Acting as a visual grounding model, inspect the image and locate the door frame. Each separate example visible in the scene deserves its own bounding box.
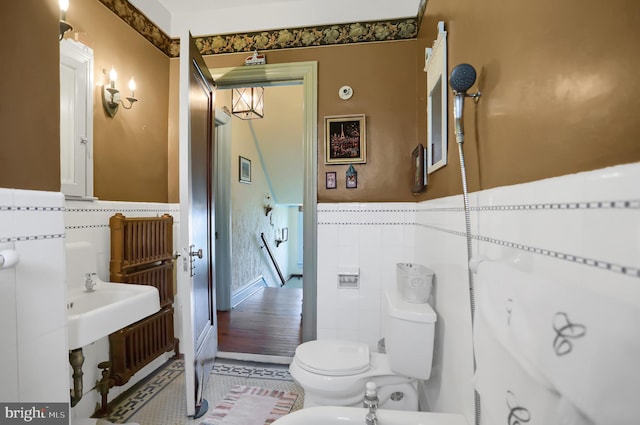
[211,62,318,342]
[213,107,232,311]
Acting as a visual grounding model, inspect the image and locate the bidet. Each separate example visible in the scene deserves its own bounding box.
[363,382,379,425]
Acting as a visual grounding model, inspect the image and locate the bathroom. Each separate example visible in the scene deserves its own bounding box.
[2,0,639,424]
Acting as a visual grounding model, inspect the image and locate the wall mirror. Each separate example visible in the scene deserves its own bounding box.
[424,21,448,174]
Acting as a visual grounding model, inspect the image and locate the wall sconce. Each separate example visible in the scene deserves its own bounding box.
[264,193,273,216]
[59,0,73,40]
[275,228,288,248]
[232,87,264,120]
[102,67,138,118]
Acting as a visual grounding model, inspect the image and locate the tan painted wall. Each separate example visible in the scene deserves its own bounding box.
[1,0,60,191]
[1,1,170,200]
[69,0,170,202]
[202,41,420,203]
[7,1,639,202]
[415,0,640,201]
[168,58,180,203]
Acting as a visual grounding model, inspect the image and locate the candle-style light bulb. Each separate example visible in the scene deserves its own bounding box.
[109,67,118,89]
[60,0,69,13]
[128,78,136,98]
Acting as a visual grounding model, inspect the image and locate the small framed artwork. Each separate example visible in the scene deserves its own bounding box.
[239,156,251,183]
[324,114,366,164]
[325,171,337,189]
[346,164,357,189]
[412,144,427,193]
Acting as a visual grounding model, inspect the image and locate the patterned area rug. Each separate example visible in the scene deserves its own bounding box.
[200,385,297,425]
[101,359,303,425]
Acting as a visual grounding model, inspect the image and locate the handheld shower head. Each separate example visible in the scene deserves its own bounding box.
[449,63,477,93]
[449,63,478,145]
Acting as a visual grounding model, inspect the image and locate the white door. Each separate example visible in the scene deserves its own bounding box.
[178,32,217,418]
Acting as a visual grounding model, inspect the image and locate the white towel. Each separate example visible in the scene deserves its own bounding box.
[475,260,640,425]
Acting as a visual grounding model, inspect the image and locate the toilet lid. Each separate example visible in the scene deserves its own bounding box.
[294,340,370,376]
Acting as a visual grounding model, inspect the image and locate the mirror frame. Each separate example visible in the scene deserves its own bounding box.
[424,21,448,174]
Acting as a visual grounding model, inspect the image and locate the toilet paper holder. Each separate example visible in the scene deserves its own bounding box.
[0,249,20,269]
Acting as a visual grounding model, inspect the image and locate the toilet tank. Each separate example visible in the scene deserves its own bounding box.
[383,289,437,380]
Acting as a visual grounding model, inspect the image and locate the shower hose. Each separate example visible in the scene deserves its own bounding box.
[456,141,481,425]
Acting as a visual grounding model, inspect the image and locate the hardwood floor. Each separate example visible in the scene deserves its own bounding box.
[217,286,303,357]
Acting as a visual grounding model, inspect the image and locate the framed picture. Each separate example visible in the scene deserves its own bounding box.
[325,171,337,189]
[346,164,357,189]
[346,174,357,188]
[412,144,427,193]
[239,156,251,183]
[324,114,366,164]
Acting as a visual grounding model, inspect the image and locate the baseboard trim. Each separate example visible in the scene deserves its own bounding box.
[231,276,267,308]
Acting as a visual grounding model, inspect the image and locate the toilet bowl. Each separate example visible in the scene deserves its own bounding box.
[290,340,419,410]
[290,289,437,411]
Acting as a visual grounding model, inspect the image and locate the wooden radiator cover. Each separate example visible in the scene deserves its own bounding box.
[108,213,177,386]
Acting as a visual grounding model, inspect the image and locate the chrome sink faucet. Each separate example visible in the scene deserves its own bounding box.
[85,273,97,292]
[363,381,379,425]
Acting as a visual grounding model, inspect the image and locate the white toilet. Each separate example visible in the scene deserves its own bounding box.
[289,288,437,410]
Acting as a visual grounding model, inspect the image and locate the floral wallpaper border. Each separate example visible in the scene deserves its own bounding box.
[99,0,426,58]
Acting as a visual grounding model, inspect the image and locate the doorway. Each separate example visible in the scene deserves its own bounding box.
[211,62,318,356]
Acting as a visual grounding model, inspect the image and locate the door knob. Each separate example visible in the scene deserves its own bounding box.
[189,247,203,259]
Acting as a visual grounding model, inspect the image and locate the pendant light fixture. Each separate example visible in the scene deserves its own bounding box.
[232,87,264,120]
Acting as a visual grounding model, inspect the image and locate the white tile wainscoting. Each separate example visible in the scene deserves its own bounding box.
[1,161,637,423]
[0,189,67,403]
[316,162,640,423]
[64,200,180,419]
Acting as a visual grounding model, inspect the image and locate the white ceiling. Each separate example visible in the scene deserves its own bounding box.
[128,0,422,38]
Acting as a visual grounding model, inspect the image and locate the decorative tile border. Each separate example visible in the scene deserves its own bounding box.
[472,199,640,211]
[103,359,184,424]
[0,206,66,212]
[0,234,65,243]
[317,198,640,280]
[0,202,65,242]
[213,362,293,381]
[471,233,640,278]
[415,199,640,213]
[415,221,640,280]
[64,205,180,227]
[98,0,419,58]
[318,221,408,226]
[65,207,180,214]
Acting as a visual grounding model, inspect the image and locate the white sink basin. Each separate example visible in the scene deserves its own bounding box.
[66,281,160,350]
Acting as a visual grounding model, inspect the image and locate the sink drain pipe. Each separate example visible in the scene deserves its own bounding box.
[69,348,85,407]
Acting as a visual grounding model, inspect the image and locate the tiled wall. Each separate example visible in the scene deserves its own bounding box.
[64,199,180,419]
[316,202,417,346]
[316,162,640,422]
[0,189,67,403]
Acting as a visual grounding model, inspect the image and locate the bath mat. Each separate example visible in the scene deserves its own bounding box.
[199,385,298,425]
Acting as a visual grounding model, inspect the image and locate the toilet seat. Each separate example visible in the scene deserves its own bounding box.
[294,340,370,376]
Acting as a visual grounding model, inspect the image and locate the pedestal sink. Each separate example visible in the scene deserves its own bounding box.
[66,280,160,350]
